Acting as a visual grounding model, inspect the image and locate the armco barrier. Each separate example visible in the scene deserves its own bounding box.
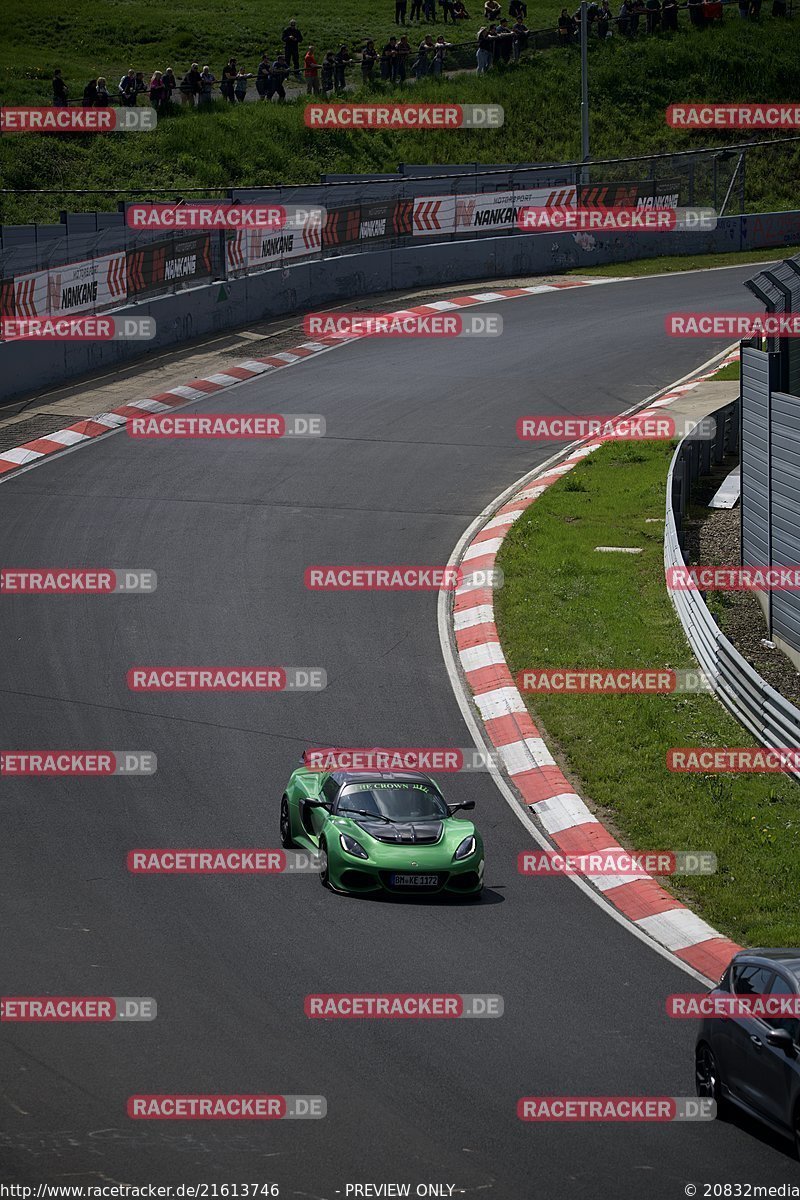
[0,208,797,406]
[665,400,800,773]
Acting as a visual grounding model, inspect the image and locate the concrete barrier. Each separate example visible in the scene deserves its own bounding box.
[2,211,798,406]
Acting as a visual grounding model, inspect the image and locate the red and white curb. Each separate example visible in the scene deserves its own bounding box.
[445,347,742,984]
[0,279,614,482]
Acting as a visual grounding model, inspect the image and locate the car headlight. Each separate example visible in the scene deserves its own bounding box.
[453,835,476,861]
[340,833,369,860]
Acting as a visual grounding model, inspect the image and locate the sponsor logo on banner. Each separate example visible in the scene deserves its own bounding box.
[15,254,128,319]
[413,187,577,238]
[127,235,212,298]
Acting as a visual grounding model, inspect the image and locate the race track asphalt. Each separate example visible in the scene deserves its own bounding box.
[1,266,796,1195]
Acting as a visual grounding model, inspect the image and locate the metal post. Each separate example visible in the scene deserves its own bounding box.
[580,1,589,185]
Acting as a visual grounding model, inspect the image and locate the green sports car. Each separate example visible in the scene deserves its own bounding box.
[280,755,484,897]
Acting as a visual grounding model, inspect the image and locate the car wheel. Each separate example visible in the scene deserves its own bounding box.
[318,839,330,889]
[695,1043,722,1108]
[280,796,295,849]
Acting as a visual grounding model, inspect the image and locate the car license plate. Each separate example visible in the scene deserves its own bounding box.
[390,873,439,888]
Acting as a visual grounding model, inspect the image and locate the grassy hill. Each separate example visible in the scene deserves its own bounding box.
[1,7,799,224]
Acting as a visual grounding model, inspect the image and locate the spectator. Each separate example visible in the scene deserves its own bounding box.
[304,45,320,92]
[282,20,303,77]
[396,0,408,22]
[180,63,201,104]
[198,65,216,104]
[645,0,661,31]
[476,25,493,70]
[494,18,514,58]
[234,68,251,101]
[82,78,97,106]
[771,0,786,13]
[558,7,577,37]
[220,59,238,102]
[440,0,456,21]
[597,0,612,33]
[95,77,110,105]
[509,0,527,14]
[687,0,705,26]
[380,37,397,78]
[749,0,762,16]
[511,15,529,57]
[119,69,138,105]
[617,0,631,32]
[269,53,289,99]
[334,43,351,90]
[135,71,147,101]
[661,0,678,27]
[162,67,176,102]
[395,33,411,80]
[484,0,502,17]
[52,68,68,107]
[630,0,645,33]
[423,0,437,19]
[412,34,435,75]
[321,51,335,93]
[411,0,424,19]
[149,70,169,110]
[432,33,451,72]
[452,1,471,15]
[361,39,378,80]
[256,52,271,99]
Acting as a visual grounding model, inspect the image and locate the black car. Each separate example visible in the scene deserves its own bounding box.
[696,949,800,1155]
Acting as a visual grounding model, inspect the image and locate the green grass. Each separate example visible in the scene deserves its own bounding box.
[1,14,800,224]
[495,439,800,946]
[711,360,741,379]
[570,245,800,277]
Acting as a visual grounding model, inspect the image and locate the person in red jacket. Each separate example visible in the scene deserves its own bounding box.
[304,45,320,93]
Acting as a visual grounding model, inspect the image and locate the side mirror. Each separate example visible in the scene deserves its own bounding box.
[766,1027,796,1052]
[448,800,476,813]
[305,797,331,810]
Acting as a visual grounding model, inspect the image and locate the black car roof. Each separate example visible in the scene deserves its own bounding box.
[732,948,800,980]
[331,769,437,786]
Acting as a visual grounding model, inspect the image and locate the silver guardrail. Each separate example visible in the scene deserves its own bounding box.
[664,398,800,768]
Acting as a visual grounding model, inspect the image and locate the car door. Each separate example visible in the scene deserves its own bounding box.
[721,963,776,1109]
[735,970,800,1132]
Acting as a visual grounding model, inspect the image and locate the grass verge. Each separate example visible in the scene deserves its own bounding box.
[495,437,799,946]
[2,18,800,223]
[569,245,800,278]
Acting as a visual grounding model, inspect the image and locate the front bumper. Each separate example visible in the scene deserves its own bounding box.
[331,852,484,895]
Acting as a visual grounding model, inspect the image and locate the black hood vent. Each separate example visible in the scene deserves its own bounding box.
[355,820,443,845]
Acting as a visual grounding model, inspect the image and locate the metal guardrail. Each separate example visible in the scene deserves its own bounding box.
[665,398,800,765]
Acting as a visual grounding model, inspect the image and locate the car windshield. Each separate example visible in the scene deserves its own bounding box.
[337,781,448,821]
